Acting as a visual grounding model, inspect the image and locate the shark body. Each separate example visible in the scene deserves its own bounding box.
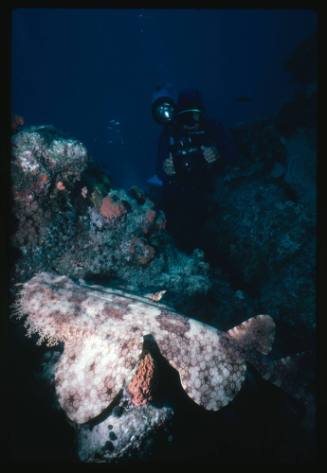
[17,272,279,424]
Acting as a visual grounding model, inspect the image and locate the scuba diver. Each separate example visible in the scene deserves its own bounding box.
[151,85,235,252]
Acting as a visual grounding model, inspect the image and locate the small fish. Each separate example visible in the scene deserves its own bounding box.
[144,289,167,302]
[15,272,306,424]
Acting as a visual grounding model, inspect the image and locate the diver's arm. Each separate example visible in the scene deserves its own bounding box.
[156,128,177,180]
[163,153,176,175]
[156,128,171,182]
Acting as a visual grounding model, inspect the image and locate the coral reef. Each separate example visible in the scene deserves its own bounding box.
[77,397,174,463]
[231,119,287,176]
[282,128,316,209]
[201,73,316,336]
[99,195,127,220]
[11,125,89,279]
[203,176,315,336]
[209,177,313,286]
[11,126,211,303]
[259,238,316,331]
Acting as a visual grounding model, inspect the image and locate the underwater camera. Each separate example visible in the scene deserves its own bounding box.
[172,134,206,176]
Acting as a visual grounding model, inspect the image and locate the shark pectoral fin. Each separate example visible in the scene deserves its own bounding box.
[156,327,247,412]
[177,351,247,412]
[227,314,275,356]
[54,332,143,424]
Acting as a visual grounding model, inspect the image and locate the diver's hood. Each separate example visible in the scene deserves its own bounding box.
[175,89,205,127]
[152,84,177,105]
[176,89,205,113]
[151,87,205,126]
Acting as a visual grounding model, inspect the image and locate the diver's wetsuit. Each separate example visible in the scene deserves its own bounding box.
[156,117,235,252]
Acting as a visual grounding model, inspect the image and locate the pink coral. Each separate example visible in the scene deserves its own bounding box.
[145,209,156,225]
[142,209,157,234]
[56,181,66,191]
[99,196,126,221]
[127,353,156,406]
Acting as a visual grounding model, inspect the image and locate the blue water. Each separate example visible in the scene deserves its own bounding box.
[11,8,317,187]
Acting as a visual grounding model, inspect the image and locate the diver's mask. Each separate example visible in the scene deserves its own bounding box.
[175,108,203,128]
[152,97,176,125]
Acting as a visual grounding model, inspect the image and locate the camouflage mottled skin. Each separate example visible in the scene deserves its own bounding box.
[17,272,275,424]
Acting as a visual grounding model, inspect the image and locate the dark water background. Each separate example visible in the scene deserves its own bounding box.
[11,8,317,188]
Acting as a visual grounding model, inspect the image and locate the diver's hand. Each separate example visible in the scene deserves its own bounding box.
[163,153,176,176]
[201,145,220,164]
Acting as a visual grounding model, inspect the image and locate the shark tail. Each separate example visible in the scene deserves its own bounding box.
[227,315,315,425]
[262,351,315,396]
[227,314,276,356]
